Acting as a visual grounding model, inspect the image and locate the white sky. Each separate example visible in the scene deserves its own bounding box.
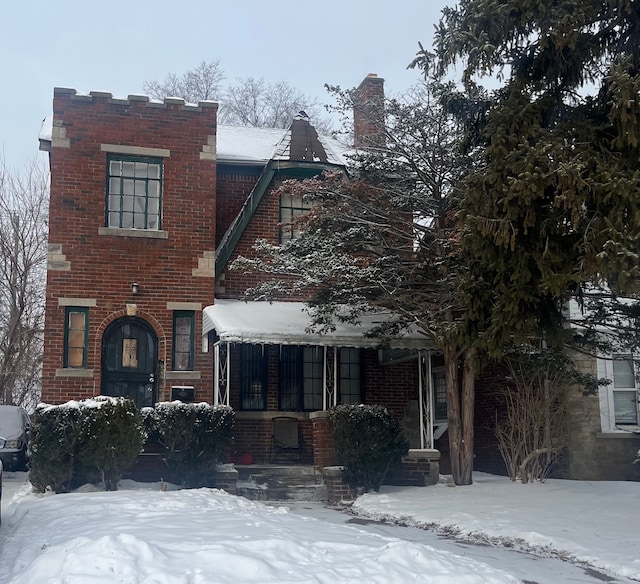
[1,0,452,171]
[2,471,639,582]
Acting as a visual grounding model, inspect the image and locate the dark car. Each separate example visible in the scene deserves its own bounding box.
[0,441,4,526]
[0,406,30,471]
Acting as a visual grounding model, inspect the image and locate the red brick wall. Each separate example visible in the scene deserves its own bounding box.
[42,89,217,405]
[363,350,419,420]
[215,165,262,246]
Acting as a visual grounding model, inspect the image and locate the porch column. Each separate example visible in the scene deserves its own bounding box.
[323,346,337,410]
[214,341,230,406]
[418,350,434,449]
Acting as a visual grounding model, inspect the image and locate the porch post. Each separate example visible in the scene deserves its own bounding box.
[418,350,434,449]
[214,341,230,406]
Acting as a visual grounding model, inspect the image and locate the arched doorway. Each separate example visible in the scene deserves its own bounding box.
[101,317,158,408]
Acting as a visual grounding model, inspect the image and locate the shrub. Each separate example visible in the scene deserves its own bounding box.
[30,403,84,493]
[76,397,146,491]
[29,397,146,493]
[149,402,235,488]
[328,404,409,493]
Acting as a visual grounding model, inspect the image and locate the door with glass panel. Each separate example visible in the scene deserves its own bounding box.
[101,317,158,408]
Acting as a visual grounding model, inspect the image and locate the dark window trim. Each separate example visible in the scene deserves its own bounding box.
[239,344,268,411]
[172,311,195,371]
[279,345,323,411]
[105,154,163,230]
[63,307,89,368]
[337,347,363,405]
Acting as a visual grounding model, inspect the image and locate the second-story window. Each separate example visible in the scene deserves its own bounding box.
[279,193,312,242]
[107,156,162,230]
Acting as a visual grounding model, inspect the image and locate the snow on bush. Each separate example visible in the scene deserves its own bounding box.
[144,402,234,488]
[30,396,145,493]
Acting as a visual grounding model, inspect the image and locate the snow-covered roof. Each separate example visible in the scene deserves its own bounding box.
[39,116,348,166]
[202,299,430,349]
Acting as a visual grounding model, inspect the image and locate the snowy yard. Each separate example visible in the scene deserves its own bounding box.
[0,471,638,583]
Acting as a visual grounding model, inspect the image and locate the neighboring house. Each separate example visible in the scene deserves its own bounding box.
[562,302,640,480]
[38,75,440,479]
[472,303,640,482]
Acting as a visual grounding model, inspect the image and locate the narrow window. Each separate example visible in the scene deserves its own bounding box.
[612,355,639,425]
[303,346,323,410]
[240,344,267,410]
[338,347,362,404]
[64,307,88,368]
[106,156,162,230]
[432,369,447,423]
[172,311,195,371]
[279,346,323,411]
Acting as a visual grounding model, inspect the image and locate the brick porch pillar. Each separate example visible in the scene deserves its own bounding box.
[310,410,339,471]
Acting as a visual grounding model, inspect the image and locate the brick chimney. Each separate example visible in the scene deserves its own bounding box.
[353,73,385,148]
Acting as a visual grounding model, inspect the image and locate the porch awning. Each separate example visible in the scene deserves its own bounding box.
[202,299,431,349]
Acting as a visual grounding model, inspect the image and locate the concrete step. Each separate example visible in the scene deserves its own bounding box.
[236,465,326,502]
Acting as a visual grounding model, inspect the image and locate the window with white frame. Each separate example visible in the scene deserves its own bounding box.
[598,354,640,431]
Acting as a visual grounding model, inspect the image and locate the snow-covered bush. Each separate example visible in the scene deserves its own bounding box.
[75,397,145,491]
[30,397,145,493]
[328,404,409,493]
[30,402,84,493]
[146,402,235,488]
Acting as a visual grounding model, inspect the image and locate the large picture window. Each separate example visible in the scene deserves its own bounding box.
[172,311,194,371]
[107,156,162,230]
[64,307,89,368]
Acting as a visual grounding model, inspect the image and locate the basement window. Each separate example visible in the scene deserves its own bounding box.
[106,156,162,230]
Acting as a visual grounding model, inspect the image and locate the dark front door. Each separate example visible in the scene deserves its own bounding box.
[101,317,158,408]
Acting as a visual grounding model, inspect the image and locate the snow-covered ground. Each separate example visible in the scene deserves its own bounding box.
[0,471,638,583]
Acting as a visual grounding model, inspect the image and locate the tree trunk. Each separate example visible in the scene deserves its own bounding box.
[444,343,476,486]
[444,344,462,483]
[459,346,476,485]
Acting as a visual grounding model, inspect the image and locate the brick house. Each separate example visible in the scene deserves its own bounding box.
[38,75,441,483]
[40,74,637,483]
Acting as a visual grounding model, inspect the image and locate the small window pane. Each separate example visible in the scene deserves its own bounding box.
[109,178,121,194]
[134,162,148,178]
[109,195,121,211]
[133,214,145,229]
[148,181,159,198]
[122,161,135,176]
[613,357,635,388]
[148,216,159,229]
[69,312,85,329]
[148,165,161,179]
[135,195,146,211]
[108,212,119,227]
[148,199,159,214]
[613,391,638,425]
[122,212,134,228]
[109,160,122,175]
[67,348,84,368]
[123,179,135,196]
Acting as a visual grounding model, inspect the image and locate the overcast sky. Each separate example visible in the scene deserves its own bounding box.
[1,0,452,170]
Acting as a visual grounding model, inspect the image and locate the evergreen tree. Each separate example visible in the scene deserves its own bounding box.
[413,0,640,353]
